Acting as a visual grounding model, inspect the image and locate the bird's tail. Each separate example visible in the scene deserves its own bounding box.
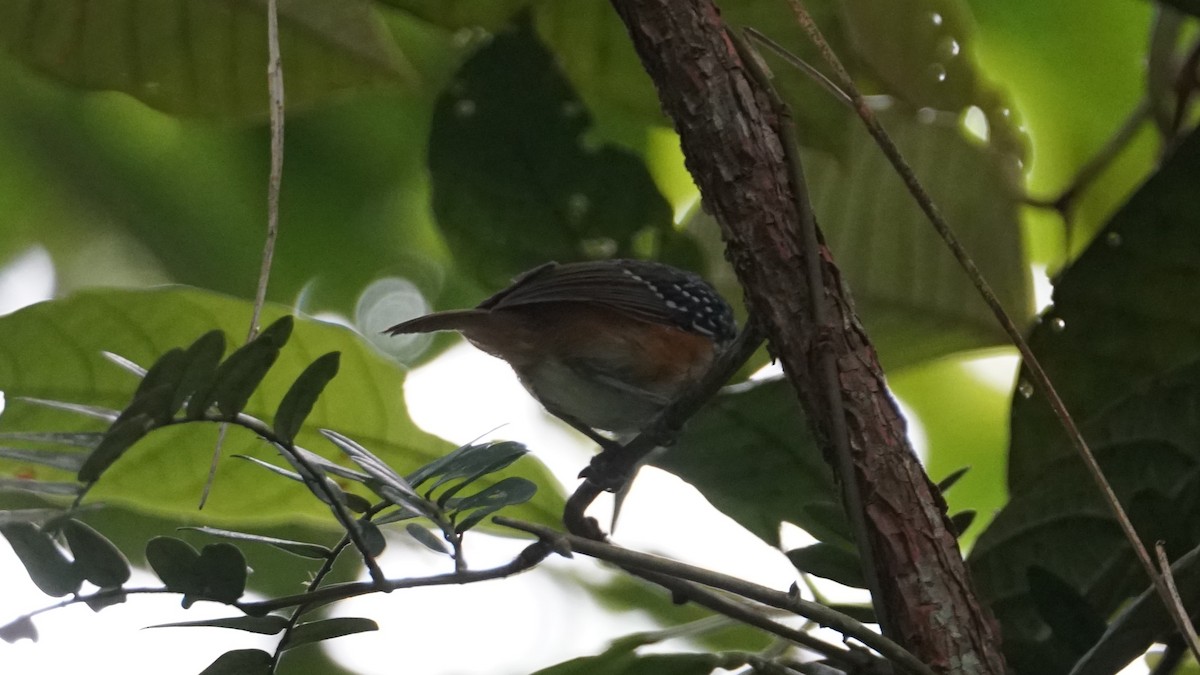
[384,309,490,336]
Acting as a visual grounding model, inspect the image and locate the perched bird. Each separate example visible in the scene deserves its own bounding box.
[385,259,736,447]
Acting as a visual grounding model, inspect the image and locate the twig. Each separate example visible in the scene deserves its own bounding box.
[728,27,891,639]
[1155,542,1200,663]
[784,0,1188,647]
[743,28,852,108]
[495,517,935,675]
[198,0,286,509]
[238,540,552,615]
[1023,99,1152,222]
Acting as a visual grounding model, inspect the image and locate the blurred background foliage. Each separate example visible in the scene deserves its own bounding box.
[1,0,1199,673]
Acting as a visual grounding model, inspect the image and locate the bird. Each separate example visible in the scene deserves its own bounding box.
[384,259,737,450]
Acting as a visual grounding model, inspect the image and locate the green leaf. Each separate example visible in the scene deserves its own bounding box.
[61,519,131,588]
[1027,566,1107,656]
[786,543,866,589]
[357,519,387,558]
[194,542,249,605]
[1009,127,1200,490]
[803,108,1030,369]
[405,524,450,555]
[0,288,564,528]
[320,429,424,511]
[0,0,414,120]
[180,526,331,560]
[125,346,188,423]
[428,16,676,289]
[0,522,82,597]
[77,414,154,483]
[656,379,845,548]
[971,362,1200,648]
[174,329,226,413]
[199,649,273,675]
[274,352,341,445]
[145,536,204,596]
[452,477,537,533]
[1067,541,1200,675]
[145,536,248,605]
[0,508,68,525]
[410,440,527,492]
[210,316,294,419]
[283,617,379,651]
[147,615,289,635]
[0,616,37,643]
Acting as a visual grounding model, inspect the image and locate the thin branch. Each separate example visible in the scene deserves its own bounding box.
[729,27,891,638]
[1155,542,1200,663]
[1023,99,1152,221]
[743,28,852,108]
[198,0,286,510]
[495,517,934,675]
[785,0,1186,646]
[237,540,553,615]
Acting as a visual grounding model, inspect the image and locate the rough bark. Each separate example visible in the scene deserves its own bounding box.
[607,1,1007,672]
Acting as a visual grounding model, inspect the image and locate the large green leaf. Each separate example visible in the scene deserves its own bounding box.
[971,358,1200,668]
[805,109,1031,369]
[427,16,682,290]
[0,287,564,527]
[1008,127,1200,490]
[0,0,414,119]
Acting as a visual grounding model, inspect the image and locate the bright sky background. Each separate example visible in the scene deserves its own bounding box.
[0,252,1154,674]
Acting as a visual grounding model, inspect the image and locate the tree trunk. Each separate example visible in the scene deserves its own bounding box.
[607,1,1007,672]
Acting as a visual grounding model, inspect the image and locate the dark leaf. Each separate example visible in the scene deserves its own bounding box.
[124,347,188,422]
[357,520,387,558]
[282,617,378,651]
[428,16,676,289]
[274,352,341,445]
[0,447,87,472]
[936,466,971,494]
[209,316,294,418]
[195,542,249,605]
[0,616,37,644]
[786,543,866,589]
[147,615,289,635]
[62,519,131,588]
[1067,540,1200,675]
[1159,0,1200,18]
[0,522,82,597]
[180,526,332,559]
[453,477,538,533]
[234,455,305,483]
[145,536,204,597]
[77,414,153,483]
[199,649,273,675]
[1027,566,1108,656]
[175,329,227,413]
[949,510,976,538]
[1009,127,1200,489]
[405,524,450,555]
[341,491,373,514]
[409,440,526,492]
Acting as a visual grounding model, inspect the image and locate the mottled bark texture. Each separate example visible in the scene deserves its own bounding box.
[607,1,1006,672]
